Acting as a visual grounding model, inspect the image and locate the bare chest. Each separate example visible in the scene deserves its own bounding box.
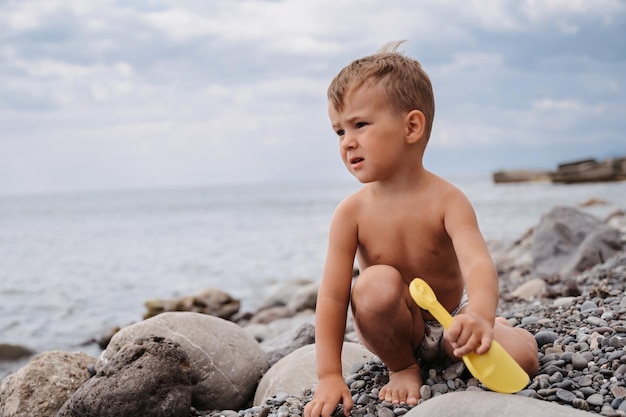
[355,209,457,280]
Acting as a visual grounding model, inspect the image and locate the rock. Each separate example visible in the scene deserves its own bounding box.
[531,206,623,279]
[143,287,240,320]
[57,336,191,417]
[259,279,315,310]
[286,282,319,312]
[97,325,121,350]
[406,391,595,416]
[0,351,95,417]
[534,330,559,347]
[0,344,34,361]
[265,322,316,367]
[510,278,546,300]
[253,342,375,406]
[99,311,268,410]
[244,310,315,345]
[492,170,552,184]
[250,306,297,324]
[248,280,319,325]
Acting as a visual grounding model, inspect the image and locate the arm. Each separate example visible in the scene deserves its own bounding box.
[305,200,358,417]
[443,189,499,356]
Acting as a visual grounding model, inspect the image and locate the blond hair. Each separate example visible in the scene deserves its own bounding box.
[327,41,435,140]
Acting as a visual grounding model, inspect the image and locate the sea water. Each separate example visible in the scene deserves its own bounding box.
[1,175,625,378]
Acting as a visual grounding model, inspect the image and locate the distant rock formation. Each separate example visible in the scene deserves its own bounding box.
[493,156,626,184]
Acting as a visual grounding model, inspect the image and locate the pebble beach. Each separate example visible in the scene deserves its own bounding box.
[203,249,626,417]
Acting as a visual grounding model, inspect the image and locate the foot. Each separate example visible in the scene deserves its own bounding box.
[379,363,422,405]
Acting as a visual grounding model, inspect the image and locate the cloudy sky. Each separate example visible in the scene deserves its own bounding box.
[1,0,625,195]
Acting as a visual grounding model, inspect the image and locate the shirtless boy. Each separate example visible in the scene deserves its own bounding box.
[304,42,539,417]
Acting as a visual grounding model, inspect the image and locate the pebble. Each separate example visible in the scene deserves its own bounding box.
[200,251,626,417]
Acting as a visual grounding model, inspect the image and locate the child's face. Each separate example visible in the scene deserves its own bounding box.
[328,83,409,184]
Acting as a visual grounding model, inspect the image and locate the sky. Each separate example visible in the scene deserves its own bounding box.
[1,0,625,195]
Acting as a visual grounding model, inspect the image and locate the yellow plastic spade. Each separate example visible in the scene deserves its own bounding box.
[409,278,529,393]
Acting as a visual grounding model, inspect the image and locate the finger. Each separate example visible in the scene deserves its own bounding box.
[322,402,337,417]
[453,324,475,350]
[304,401,319,417]
[475,334,493,355]
[342,393,354,414]
[446,320,462,342]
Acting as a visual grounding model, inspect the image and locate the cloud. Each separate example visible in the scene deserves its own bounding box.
[0,0,625,194]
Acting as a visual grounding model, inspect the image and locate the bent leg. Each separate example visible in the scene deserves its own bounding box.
[351,265,425,404]
[493,317,539,378]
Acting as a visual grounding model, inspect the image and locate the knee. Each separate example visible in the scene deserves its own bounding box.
[352,265,403,313]
[520,333,540,377]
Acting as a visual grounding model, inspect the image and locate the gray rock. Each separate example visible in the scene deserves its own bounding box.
[265,322,316,367]
[253,342,375,406]
[57,336,191,417]
[406,391,596,416]
[99,311,268,410]
[259,279,316,309]
[510,278,546,300]
[532,206,623,279]
[286,282,319,312]
[571,352,589,370]
[534,330,559,347]
[0,351,95,417]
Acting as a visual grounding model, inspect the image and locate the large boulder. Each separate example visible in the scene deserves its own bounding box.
[532,206,623,279]
[99,311,268,410]
[57,336,191,417]
[406,391,595,416]
[0,351,95,417]
[254,342,375,406]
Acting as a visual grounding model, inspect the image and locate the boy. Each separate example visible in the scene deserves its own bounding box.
[304,42,539,417]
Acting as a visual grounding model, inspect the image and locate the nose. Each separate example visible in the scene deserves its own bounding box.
[341,131,357,150]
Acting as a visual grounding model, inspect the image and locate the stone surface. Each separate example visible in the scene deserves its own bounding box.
[406,391,595,416]
[253,342,375,406]
[57,336,191,417]
[264,322,316,367]
[0,351,95,417]
[99,311,268,410]
[510,278,546,299]
[532,206,623,278]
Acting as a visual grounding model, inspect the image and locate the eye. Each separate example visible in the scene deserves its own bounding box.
[335,129,345,137]
[356,121,367,129]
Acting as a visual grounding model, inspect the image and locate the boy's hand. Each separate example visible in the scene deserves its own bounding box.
[304,374,353,417]
[445,312,494,357]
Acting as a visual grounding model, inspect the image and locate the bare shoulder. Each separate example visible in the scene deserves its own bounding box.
[424,172,471,207]
[333,186,367,220]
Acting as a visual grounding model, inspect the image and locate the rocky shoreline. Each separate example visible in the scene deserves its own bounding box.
[209,248,626,417]
[1,203,626,417]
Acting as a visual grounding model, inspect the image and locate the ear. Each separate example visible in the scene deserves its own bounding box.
[405,110,426,144]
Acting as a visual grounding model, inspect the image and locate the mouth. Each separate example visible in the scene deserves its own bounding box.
[350,157,364,165]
